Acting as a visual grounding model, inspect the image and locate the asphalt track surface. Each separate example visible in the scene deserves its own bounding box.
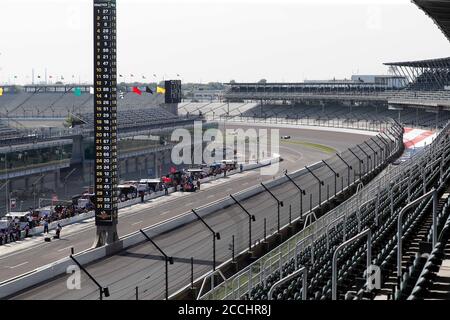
[3,124,374,299]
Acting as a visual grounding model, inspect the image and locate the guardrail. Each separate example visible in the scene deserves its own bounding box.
[208,115,392,132]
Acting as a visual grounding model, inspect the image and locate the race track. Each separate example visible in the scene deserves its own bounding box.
[2,124,373,299]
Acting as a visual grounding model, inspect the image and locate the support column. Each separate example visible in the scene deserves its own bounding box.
[154,152,159,178]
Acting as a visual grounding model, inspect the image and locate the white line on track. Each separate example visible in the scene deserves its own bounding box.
[57,246,74,252]
[131,220,143,226]
[160,211,171,216]
[6,261,29,269]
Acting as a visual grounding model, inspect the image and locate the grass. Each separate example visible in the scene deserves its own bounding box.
[281,139,336,154]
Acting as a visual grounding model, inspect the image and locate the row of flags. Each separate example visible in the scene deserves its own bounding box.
[73,85,165,97]
[6,74,180,81]
[0,85,166,98]
[132,86,166,95]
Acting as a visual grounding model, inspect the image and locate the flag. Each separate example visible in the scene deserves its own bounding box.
[130,74,134,77]
[145,86,153,94]
[37,75,41,79]
[49,75,53,79]
[14,75,17,79]
[61,76,65,80]
[74,87,82,96]
[142,75,146,79]
[132,87,142,95]
[89,87,94,94]
[0,88,3,96]
[119,74,123,77]
[156,86,166,94]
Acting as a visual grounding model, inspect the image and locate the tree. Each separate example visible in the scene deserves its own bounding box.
[258,79,267,84]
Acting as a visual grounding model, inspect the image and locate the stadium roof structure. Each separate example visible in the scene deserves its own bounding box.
[384,57,450,68]
[413,0,450,43]
[383,57,450,89]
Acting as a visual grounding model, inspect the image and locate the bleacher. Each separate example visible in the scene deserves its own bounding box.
[76,107,190,132]
[227,104,450,128]
[241,123,450,300]
[178,102,259,118]
[0,121,37,146]
[0,89,165,118]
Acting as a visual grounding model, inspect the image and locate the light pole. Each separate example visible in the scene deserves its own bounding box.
[370,138,384,165]
[336,153,353,187]
[305,166,324,208]
[230,194,256,253]
[260,183,284,234]
[70,254,109,300]
[357,145,371,173]
[63,168,77,198]
[0,180,10,213]
[140,230,174,300]
[364,141,378,169]
[32,174,46,209]
[322,160,340,197]
[348,148,364,182]
[191,209,221,270]
[284,173,306,219]
[3,152,8,214]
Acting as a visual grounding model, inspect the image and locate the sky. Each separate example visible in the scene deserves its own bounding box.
[0,0,449,85]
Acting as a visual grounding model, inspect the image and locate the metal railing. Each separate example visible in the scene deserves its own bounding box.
[207,115,392,133]
[198,120,449,300]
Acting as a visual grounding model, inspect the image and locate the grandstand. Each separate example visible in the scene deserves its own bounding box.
[179,57,450,131]
[219,56,450,116]
[74,107,193,133]
[0,85,165,118]
[179,102,258,119]
[179,102,450,130]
